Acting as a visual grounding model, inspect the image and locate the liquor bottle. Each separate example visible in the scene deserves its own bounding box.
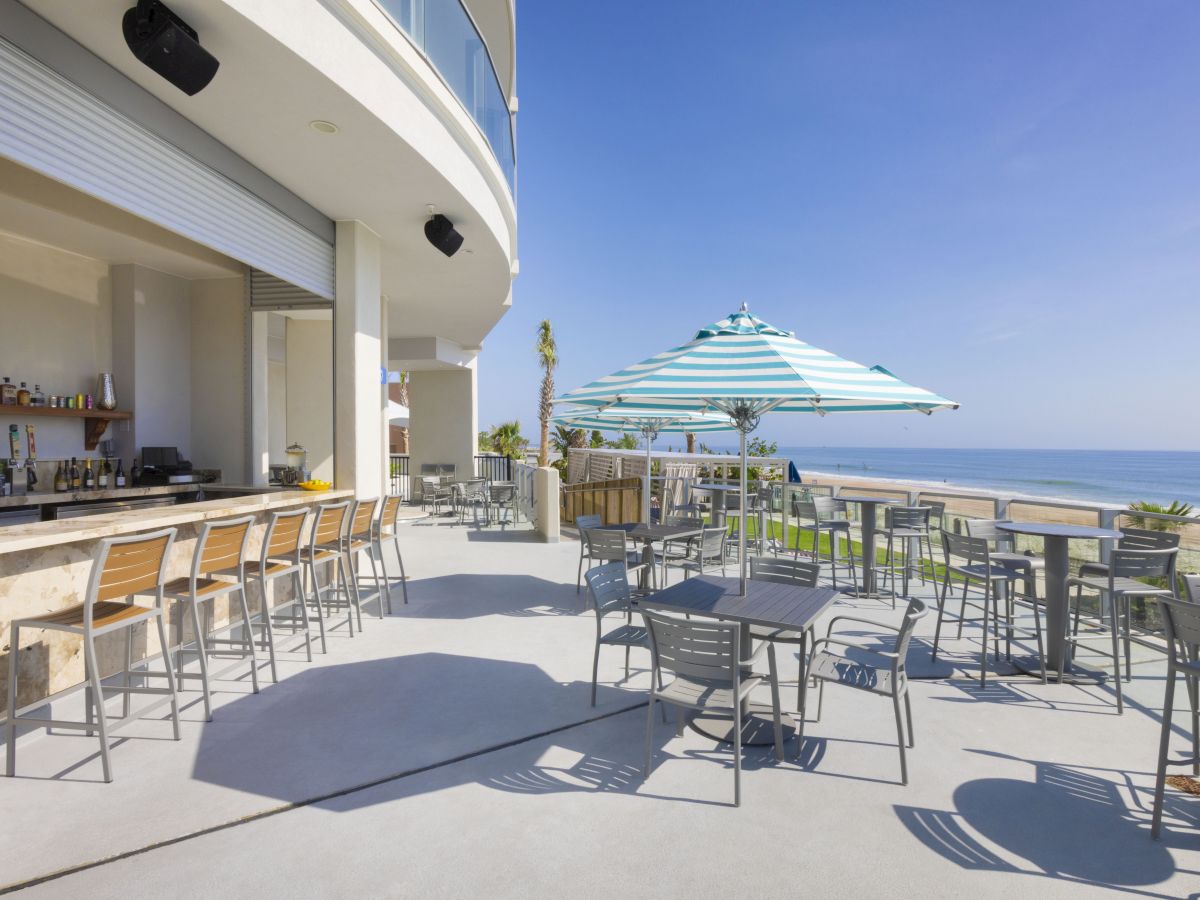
[0,377,15,406]
[69,457,81,491]
[54,461,68,492]
[16,382,30,406]
[115,458,126,488]
[97,457,110,490]
[82,459,94,490]
[31,384,45,407]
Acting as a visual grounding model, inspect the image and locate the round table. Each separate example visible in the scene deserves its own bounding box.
[838,496,900,596]
[996,522,1121,678]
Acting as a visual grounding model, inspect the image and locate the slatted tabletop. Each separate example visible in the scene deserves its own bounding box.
[637,574,841,633]
[611,523,704,543]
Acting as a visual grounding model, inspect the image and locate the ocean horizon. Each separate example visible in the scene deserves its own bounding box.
[676,446,1200,509]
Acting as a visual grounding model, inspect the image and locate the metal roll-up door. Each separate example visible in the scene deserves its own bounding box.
[0,36,334,299]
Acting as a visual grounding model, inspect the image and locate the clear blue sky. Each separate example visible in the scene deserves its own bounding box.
[477,1,1200,451]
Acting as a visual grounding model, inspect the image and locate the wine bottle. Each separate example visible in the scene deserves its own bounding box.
[97,457,110,490]
[115,458,126,488]
[70,457,80,491]
[82,459,94,490]
[54,461,68,492]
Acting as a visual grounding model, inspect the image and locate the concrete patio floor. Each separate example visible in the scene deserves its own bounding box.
[2,516,1199,898]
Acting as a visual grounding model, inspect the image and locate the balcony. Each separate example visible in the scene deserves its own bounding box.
[374,0,517,191]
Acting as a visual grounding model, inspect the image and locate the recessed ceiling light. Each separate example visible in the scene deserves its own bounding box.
[309,120,338,134]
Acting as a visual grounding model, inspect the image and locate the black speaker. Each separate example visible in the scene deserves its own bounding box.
[424,213,464,257]
[122,0,219,96]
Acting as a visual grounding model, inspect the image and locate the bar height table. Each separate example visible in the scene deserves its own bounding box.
[837,495,900,597]
[996,522,1121,678]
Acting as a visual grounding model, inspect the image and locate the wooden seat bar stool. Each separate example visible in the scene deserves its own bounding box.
[162,516,259,722]
[374,495,411,611]
[301,500,358,637]
[243,507,323,677]
[345,498,386,619]
[5,528,183,782]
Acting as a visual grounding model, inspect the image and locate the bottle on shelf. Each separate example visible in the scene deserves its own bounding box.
[69,457,80,491]
[0,377,15,406]
[16,382,30,406]
[131,458,141,486]
[115,458,126,488]
[54,460,68,492]
[31,384,44,408]
[82,458,94,490]
[97,457,110,490]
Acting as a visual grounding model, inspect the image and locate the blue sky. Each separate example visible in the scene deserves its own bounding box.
[476,1,1200,451]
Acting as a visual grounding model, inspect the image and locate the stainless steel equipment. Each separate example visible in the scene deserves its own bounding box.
[53,496,177,519]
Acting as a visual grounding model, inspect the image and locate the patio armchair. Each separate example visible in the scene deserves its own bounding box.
[455,478,488,525]
[488,482,519,527]
[641,611,784,806]
[798,597,928,784]
[420,476,452,515]
[931,531,1047,686]
[747,556,820,711]
[654,515,704,583]
[574,513,603,593]
[1151,591,1200,839]
[583,563,649,706]
[965,519,1045,604]
[1065,547,1178,714]
[584,528,651,596]
[663,525,727,583]
[792,497,857,589]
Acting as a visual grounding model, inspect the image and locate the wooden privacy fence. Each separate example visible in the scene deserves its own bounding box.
[562,477,643,525]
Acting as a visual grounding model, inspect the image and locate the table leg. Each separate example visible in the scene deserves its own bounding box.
[1043,535,1071,676]
[860,503,878,595]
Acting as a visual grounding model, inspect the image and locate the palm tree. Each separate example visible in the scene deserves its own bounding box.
[535,320,557,468]
[1127,500,1195,532]
[479,421,528,460]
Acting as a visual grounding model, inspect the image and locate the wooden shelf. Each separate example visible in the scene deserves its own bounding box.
[1,406,133,451]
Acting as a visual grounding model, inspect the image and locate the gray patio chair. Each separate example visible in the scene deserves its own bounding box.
[792,496,856,589]
[1065,547,1178,714]
[655,515,704,583]
[641,611,784,806]
[455,478,488,525]
[931,531,1047,686]
[574,514,604,593]
[920,498,947,533]
[1151,592,1200,839]
[1072,527,1180,635]
[665,525,727,583]
[488,482,518,526]
[876,506,935,607]
[584,528,651,595]
[966,518,1045,604]
[420,476,451,515]
[799,597,928,784]
[747,556,821,710]
[583,563,649,706]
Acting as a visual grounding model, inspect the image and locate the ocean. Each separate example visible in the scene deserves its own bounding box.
[766,447,1200,509]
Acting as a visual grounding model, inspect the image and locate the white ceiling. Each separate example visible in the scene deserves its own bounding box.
[20,0,515,346]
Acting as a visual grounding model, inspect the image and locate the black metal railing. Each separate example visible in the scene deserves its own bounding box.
[389,454,410,498]
[475,454,513,482]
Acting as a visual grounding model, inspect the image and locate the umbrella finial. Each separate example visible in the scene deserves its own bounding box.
[739,301,749,312]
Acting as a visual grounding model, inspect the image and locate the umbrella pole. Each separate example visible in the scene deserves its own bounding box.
[644,431,653,524]
[739,428,748,595]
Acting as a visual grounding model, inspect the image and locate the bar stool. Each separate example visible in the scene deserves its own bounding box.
[876,506,934,607]
[162,516,258,722]
[5,528,182,782]
[302,501,358,637]
[345,498,386,619]
[374,495,411,609]
[243,507,322,680]
[792,496,857,589]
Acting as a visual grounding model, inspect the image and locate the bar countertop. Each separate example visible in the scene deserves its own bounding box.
[0,489,353,555]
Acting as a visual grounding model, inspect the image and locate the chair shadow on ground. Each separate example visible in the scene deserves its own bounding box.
[895,748,1200,896]
[190,651,765,810]
[399,573,586,618]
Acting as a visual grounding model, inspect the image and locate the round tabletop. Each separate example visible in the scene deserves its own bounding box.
[839,495,901,504]
[395,509,431,523]
[996,521,1121,540]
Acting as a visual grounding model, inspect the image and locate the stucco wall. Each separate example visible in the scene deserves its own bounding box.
[190,276,246,482]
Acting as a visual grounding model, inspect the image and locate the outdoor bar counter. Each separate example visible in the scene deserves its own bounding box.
[0,488,352,718]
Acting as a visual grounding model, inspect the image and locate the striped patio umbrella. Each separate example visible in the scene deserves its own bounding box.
[556,304,958,592]
[551,406,733,523]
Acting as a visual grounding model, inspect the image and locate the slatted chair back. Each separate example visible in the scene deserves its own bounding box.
[350,498,379,540]
[1110,547,1178,584]
[965,518,1017,552]
[814,496,848,522]
[643,611,739,685]
[942,530,991,571]
[312,501,351,549]
[196,516,254,577]
[1185,574,1200,605]
[665,515,704,529]
[575,514,603,531]
[794,498,818,525]
[263,508,309,560]
[895,598,930,662]
[886,506,931,531]
[749,556,819,587]
[1117,527,1182,552]
[698,526,727,559]
[380,495,403,531]
[89,528,177,615]
[491,483,516,503]
[585,528,631,563]
[920,499,947,531]
[1158,595,1200,672]
[584,562,632,617]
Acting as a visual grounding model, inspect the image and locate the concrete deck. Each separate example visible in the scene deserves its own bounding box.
[2,517,1198,897]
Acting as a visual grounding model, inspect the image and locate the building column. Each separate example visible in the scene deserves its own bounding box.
[408,361,478,483]
[334,220,384,498]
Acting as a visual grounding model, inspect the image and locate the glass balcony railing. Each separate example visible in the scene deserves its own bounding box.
[374,0,516,192]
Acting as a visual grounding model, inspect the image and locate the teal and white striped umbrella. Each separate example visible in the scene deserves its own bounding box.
[551,407,734,522]
[555,305,958,592]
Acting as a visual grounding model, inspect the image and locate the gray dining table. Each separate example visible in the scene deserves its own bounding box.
[611,522,704,589]
[637,574,841,745]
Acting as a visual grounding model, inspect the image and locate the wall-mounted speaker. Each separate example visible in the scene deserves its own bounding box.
[122,0,220,96]
[424,213,464,257]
